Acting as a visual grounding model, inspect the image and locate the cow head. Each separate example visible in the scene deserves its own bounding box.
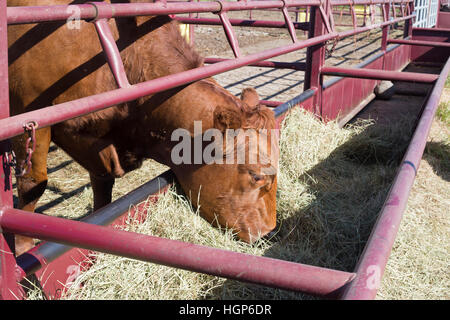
[170,88,279,243]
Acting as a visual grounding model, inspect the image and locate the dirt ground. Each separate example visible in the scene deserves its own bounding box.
[191,9,403,102]
[12,8,449,300]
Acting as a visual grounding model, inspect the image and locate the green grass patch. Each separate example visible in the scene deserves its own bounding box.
[436,101,450,127]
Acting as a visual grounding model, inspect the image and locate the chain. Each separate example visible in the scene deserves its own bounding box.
[4,121,38,177]
[325,36,339,58]
[3,149,17,170]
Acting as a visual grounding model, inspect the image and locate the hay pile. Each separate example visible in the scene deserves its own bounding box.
[40,104,448,300]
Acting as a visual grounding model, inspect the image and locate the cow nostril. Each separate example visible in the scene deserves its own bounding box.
[262,223,281,242]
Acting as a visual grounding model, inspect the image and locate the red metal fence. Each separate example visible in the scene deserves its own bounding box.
[1,0,449,300]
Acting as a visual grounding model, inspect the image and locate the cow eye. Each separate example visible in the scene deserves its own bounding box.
[249,171,264,183]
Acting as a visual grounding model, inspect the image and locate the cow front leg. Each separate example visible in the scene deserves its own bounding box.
[89,173,115,211]
[13,127,51,255]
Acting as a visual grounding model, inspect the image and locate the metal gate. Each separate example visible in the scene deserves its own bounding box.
[414,0,439,27]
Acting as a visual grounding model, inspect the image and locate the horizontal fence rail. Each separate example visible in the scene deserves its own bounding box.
[6,0,413,25]
[321,66,439,82]
[172,16,310,31]
[0,207,356,298]
[387,38,450,47]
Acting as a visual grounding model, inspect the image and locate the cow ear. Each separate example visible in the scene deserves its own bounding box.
[240,87,260,108]
[214,105,243,132]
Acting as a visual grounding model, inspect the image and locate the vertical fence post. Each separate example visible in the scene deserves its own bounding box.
[0,0,24,300]
[381,0,391,72]
[403,1,415,38]
[381,2,391,53]
[363,4,367,26]
[304,2,326,118]
[188,0,196,46]
[404,0,413,38]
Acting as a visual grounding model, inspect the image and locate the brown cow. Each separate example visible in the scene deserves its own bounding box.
[8,0,279,255]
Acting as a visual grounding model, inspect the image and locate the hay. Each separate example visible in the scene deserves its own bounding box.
[23,104,448,300]
[377,115,450,300]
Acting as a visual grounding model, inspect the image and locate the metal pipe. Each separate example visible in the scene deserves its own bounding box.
[323,41,405,89]
[321,66,439,83]
[331,0,413,4]
[15,170,174,277]
[218,12,241,57]
[6,1,413,25]
[6,1,319,25]
[204,57,307,70]
[387,38,450,48]
[173,16,309,30]
[172,16,310,31]
[0,0,25,300]
[331,11,373,16]
[281,6,299,42]
[341,57,450,300]
[333,23,364,27]
[304,4,326,114]
[381,2,390,54]
[93,19,130,88]
[0,207,355,297]
[412,27,450,33]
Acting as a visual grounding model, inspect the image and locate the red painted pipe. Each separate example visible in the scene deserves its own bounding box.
[0,0,25,301]
[204,57,307,70]
[6,1,320,25]
[341,57,450,300]
[218,12,241,57]
[321,66,439,83]
[6,1,413,25]
[281,6,298,43]
[0,207,355,297]
[93,19,130,88]
[387,38,450,48]
[331,0,412,4]
[172,16,310,31]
